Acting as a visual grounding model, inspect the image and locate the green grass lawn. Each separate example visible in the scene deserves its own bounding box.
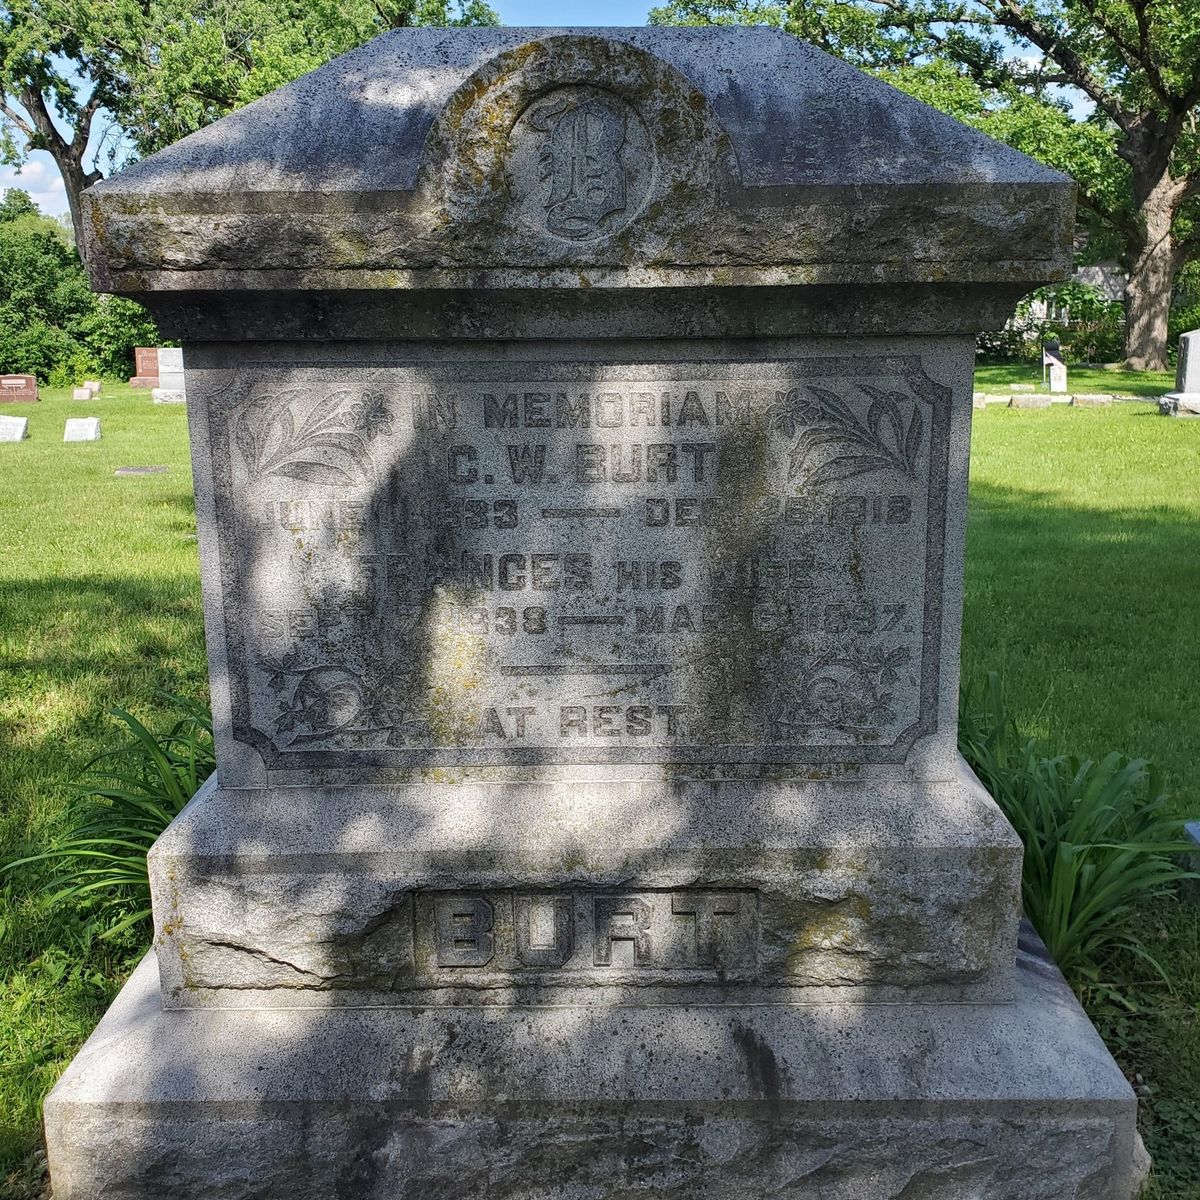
[974,361,1176,397]
[0,382,205,1193]
[1,378,1198,1196]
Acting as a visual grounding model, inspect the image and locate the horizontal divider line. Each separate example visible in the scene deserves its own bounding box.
[541,507,623,518]
[501,664,673,677]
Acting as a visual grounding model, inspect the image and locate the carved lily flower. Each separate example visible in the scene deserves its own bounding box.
[766,388,822,438]
[350,391,393,439]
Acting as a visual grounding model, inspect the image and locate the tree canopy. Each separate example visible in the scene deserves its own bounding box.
[650,0,1200,368]
[1,0,497,253]
[0,187,157,381]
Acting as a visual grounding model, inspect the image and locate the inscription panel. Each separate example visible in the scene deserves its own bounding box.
[210,357,949,767]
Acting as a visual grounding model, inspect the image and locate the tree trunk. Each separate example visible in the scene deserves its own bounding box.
[52,151,103,262]
[18,87,102,264]
[1123,169,1185,371]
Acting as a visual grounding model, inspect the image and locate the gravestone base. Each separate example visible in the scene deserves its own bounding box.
[45,935,1147,1200]
[148,763,1023,1010]
[151,387,187,404]
[1159,392,1200,416]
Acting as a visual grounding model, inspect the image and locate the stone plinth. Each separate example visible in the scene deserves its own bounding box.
[1009,393,1054,408]
[49,25,1145,1200]
[46,931,1145,1200]
[151,768,1020,1008]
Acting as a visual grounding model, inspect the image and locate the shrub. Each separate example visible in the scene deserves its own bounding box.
[0,188,159,383]
[959,673,1196,988]
[2,695,214,939]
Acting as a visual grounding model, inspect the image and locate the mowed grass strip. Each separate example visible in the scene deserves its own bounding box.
[974,363,1177,397]
[0,382,1198,1193]
[963,401,1200,815]
[0,382,206,1179]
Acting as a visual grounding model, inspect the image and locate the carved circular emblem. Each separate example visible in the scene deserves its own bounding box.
[507,86,655,242]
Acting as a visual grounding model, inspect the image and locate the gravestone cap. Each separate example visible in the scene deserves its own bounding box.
[80,27,1073,341]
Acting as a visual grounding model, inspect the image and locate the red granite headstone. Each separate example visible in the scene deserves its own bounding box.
[129,347,160,387]
[0,374,38,402]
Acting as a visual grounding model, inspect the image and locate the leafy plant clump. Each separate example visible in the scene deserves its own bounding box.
[959,673,1196,989]
[3,694,214,939]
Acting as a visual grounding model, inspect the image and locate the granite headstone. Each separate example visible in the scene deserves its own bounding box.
[0,374,38,402]
[130,346,161,387]
[45,27,1146,1200]
[1161,328,1200,415]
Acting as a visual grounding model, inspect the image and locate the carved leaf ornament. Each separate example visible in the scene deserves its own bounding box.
[235,389,393,484]
[766,383,923,486]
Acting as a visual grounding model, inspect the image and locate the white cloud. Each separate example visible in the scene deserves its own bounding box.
[0,151,70,216]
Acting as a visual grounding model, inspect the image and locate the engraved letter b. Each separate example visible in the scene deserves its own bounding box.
[434,895,494,967]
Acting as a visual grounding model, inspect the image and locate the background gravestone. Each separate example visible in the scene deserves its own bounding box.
[1161,328,1200,415]
[62,417,100,442]
[152,347,187,403]
[0,414,29,441]
[44,27,1146,1200]
[0,374,38,402]
[130,346,161,387]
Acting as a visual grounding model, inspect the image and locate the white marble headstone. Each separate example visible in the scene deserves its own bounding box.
[0,414,29,441]
[157,347,186,392]
[63,417,101,442]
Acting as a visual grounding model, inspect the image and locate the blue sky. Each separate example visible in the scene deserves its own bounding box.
[501,0,653,23]
[0,0,659,215]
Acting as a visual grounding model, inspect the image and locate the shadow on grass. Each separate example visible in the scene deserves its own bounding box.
[0,571,207,860]
[962,478,1200,813]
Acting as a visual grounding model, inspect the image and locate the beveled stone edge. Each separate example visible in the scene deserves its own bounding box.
[134,282,1036,341]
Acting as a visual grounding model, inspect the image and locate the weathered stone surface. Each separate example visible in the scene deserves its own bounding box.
[151,765,1022,1007]
[44,934,1147,1200]
[63,417,100,441]
[81,28,1073,304]
[186,336,973,792]
[46,25,1143,1200]
[1009,393,1054,408]
[152,387,186,404]
[0,414,29,440]
[116,465,169,476]
[1071,393,1114,406]
[0,373,37,401]
[71,387,91,401]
